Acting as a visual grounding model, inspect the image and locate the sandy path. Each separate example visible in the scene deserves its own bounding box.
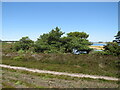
[0,64,119,81]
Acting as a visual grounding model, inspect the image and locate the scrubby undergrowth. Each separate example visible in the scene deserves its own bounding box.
[2,52,119,78]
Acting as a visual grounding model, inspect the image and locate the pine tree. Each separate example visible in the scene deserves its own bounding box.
[113,31,120,43]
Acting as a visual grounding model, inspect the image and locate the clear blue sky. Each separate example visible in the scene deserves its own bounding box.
[2,2,118,42]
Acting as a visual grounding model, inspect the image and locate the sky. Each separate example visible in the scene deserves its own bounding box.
[2,2,118,42]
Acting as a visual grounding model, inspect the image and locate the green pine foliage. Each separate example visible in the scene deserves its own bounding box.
[13,36,34,51]
[34,27,92,53]
[103,31,120,56]
[10,27,92,54]
[103,42,120,56]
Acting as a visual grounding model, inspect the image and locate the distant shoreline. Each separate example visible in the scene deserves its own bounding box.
[89,46,104,50]
[92,42,107,44]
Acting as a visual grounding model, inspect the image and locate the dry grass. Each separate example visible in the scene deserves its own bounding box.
[2,68,118,88]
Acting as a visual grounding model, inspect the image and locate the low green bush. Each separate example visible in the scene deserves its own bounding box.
[103,42,120,56]
[13,56,25,61]
[18,49,25,54]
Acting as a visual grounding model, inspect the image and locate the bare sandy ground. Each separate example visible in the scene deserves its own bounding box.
[0,64,118,81]
[89,46,104,50]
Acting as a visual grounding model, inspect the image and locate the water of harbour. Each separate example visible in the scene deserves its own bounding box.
[92,43,106,46]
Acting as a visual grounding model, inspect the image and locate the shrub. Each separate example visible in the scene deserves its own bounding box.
[103,42,120,56]
[13,56,25,61]
[18,49,25,54]
[13,36,34,51]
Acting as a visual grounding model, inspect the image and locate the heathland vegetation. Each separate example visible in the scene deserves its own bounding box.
[1,27,120,88]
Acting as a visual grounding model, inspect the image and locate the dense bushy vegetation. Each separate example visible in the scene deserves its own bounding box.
[103,42,120,56]
[2,27,120,56]
[2,53,119,77]
[103,31,120,56]
[12,27,92,54]
[13,36,34,51]
[2,28,120,78]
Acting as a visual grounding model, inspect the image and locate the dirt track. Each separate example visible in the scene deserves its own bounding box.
[0,64,118,81]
